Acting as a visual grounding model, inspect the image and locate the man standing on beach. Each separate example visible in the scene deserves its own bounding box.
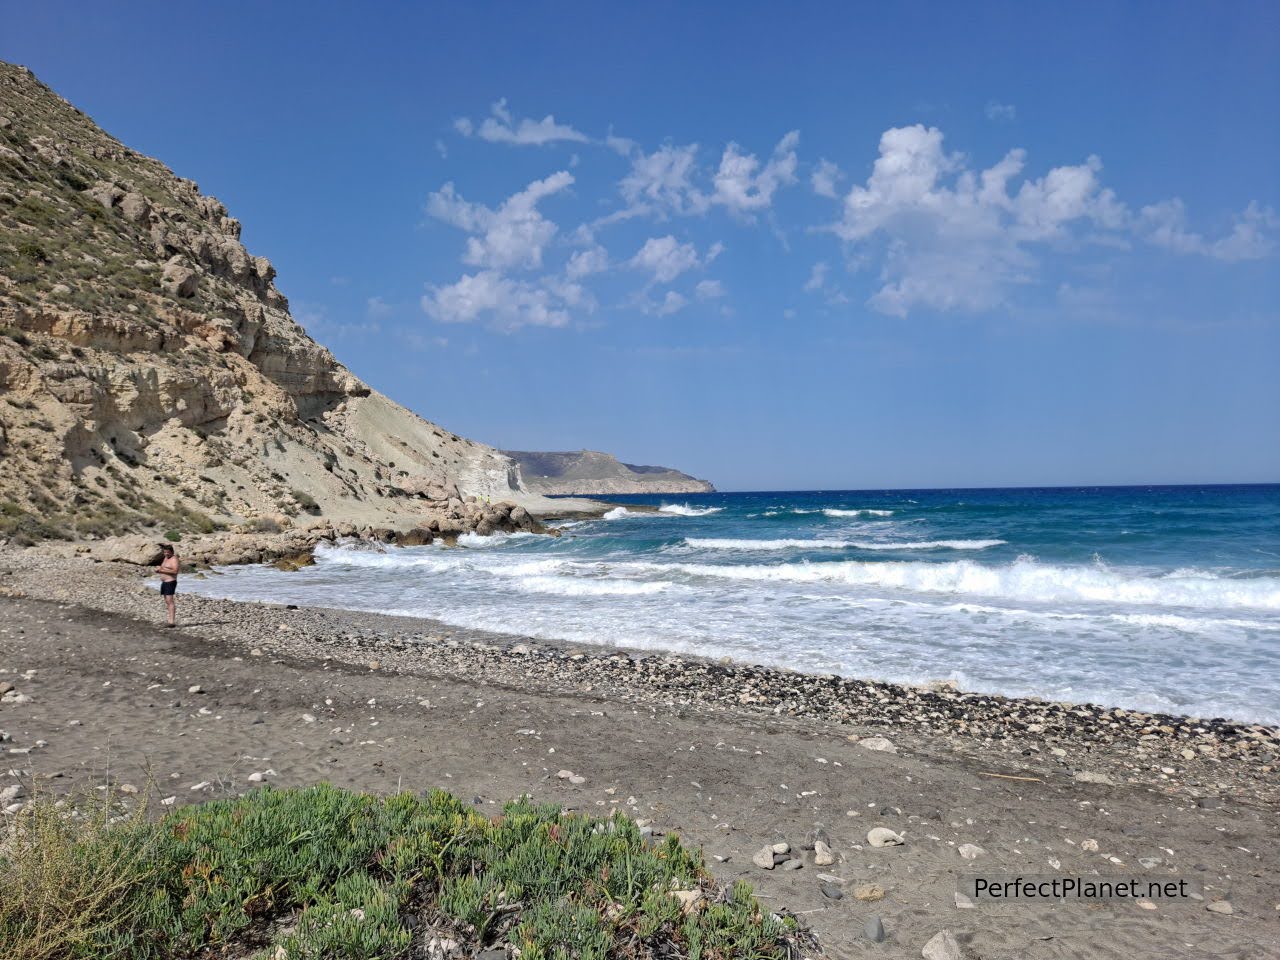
[156,544,179,627]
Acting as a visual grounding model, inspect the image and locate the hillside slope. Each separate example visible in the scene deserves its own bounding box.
[503,449,714,496]
[0,61,549,545]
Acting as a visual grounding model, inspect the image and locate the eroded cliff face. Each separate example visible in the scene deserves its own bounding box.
[0,61,523,543]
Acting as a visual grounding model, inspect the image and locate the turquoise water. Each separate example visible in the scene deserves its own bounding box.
[188,485,1280,725]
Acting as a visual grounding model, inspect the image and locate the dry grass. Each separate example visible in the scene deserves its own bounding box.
[0,785,156,960]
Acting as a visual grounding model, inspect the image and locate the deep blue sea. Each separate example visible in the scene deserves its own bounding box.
[186,485,1280,725]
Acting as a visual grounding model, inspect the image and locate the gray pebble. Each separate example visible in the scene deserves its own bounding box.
[864,915,885,942]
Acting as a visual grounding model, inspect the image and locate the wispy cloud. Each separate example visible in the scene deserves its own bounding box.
[455,98,588,146]
[422,271,571,330]
[427,171,574,270]
[985,101,1017,122]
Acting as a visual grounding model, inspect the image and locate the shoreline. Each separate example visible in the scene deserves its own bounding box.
[2,546,1276,806]
[2,545,1278,955]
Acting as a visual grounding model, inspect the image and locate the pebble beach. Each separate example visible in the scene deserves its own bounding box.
[2,544,1278,957]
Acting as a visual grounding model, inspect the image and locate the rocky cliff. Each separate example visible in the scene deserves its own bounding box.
[0,61,543,546]
[503,450,714,496]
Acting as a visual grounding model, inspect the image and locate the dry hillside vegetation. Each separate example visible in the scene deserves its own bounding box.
[0,61,527,546]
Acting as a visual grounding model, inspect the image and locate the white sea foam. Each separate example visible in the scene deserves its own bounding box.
[686,538,855,551]
[457,530,538,547]
[658,504,724,516]
[823,508,894,517]
[851,539,1006,551]
[510,576,672,597]
[684,537,1004,552]
[602,507,633,519]
[616,557,1280,610]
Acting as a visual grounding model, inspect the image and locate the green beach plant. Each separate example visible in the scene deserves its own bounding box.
[0,784,808,960]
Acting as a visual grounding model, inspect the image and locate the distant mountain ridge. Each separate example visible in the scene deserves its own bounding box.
[504,450,714,496]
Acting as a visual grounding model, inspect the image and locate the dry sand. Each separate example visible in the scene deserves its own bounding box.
[0,550,1276,959]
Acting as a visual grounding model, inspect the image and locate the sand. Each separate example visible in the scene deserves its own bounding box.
[0,549,1276,958]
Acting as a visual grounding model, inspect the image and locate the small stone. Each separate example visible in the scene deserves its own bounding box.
[858,735,897,753]
[819,881,843,900]
[752,846,775,869]
[864,915,886,942]
[117,783,138,795]
[1181,748,1196,760]
[301,713,316,723]
[922,929,962,960]
[771,841,791,854]
[672,889,702,912]
[1139,857,1162,869]
[813,839,836,865]
[1050,747,1067,757]
[187,684,203,694]
[1073,771,1115,785]
[853,882,885,902]
[1136,899,1157,910]
[781,858,804,871]
[1206,900,1234,915]
[0,682,12,695]
[867,827,904,847]
[0,784,24,803]
[958,843,984,860]
[1081,838,1099,852]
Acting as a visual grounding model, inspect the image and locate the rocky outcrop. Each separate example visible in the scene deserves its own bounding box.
[0,60,543,545]
[70,499,548,569]
[504,449,714,496]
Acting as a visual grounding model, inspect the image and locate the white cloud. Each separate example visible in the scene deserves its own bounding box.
[811,159,843,198]
[620,143,708,217]
[566,245,609,279]
[695,279,725,300]
[829,125,1134,316]
[366,296,393,319]
[985,101,1017,122]
[456,98,588,146]
[427,171,574,271]
[803,261,829,292]
[422,271,570,330]
[654,290,687,316]
[711,131,799,216]
[630,235,702,283]
[1140,199,1276,261]
[606,132,637,155]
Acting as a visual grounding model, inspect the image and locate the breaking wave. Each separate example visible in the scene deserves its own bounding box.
[683,537,1005,552]
[617,557,1280,610]
[658,504,724,516]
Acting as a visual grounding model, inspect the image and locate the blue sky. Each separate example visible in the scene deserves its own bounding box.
[6,2,1279,489]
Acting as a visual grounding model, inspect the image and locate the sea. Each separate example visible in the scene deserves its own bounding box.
[184,485,1280,726]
